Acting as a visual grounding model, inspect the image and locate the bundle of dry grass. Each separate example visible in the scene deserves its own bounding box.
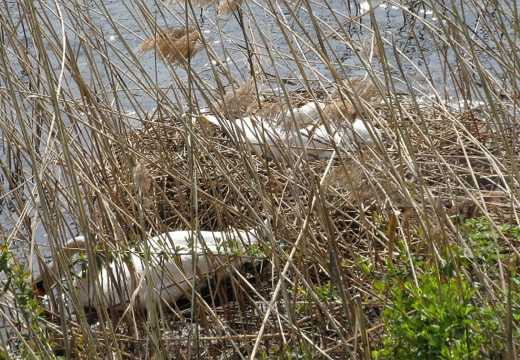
[215,77,263,119]
[136,26,202,65]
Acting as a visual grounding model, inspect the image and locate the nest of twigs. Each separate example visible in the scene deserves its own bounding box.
[91,84,519,276]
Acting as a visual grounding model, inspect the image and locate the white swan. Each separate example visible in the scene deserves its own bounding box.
[34,228,262,311]
[302,118,379,152]
[197,102,379,161]
[284,101,325,124]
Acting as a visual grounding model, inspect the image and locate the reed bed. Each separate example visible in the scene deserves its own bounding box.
[0,0,518,358]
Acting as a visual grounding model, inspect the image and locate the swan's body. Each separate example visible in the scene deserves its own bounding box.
[35,228,261,310]
[202,114,286,160]
[284,101,325,124]
[198,102,379,161]
[304,118,378,151]
[201,102,379,160]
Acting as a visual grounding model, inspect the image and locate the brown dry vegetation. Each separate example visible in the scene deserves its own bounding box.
[137,26,202,65]
[72,86,516,357]
[0,0,518,358]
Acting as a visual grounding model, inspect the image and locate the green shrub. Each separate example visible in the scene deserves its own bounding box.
[375,272,493,359]
[375,217,520,359]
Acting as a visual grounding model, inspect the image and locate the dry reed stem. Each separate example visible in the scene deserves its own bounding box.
[217,0,245,14]
[170,0,216,5]
[167,0,244,15]
[325,77,382,124]
[136,26,202,65]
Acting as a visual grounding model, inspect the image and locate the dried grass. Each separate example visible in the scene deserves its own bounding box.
[77,86,520,356]
[1,0,519,357]
[136,26,202,65]
[325,77,382,124]
[216,77,332,128]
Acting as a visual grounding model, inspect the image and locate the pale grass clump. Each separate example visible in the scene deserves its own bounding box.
[216,77,260,118]
[324,77,382,124]
[215,76,311,123]
[0,0,518,358]
[136,26,202,65]
[323,99,357,123]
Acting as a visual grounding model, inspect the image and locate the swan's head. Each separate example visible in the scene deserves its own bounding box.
[33,236,87,297]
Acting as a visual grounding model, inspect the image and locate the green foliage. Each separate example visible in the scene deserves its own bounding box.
[0,244,55,357]
[374,217,520,359]
[460,217,520,273]
[374,273,491,359]
[295,280,340,314]
[315,280,340,302]
[0,246,42,319]
[257,341,314,359]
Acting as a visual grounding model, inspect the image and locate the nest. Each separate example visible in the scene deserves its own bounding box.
[90,78,520,256]
[82,86,520,357]
[90,88,385,272]
[377,102,518,218]
[90,78,519,262]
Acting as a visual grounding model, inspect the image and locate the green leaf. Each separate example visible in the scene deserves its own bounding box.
[374,280,385,291]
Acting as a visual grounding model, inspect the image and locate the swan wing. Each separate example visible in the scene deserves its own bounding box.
[285,101,326,124]
[136,229,261,304]
[200,114,289,160]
